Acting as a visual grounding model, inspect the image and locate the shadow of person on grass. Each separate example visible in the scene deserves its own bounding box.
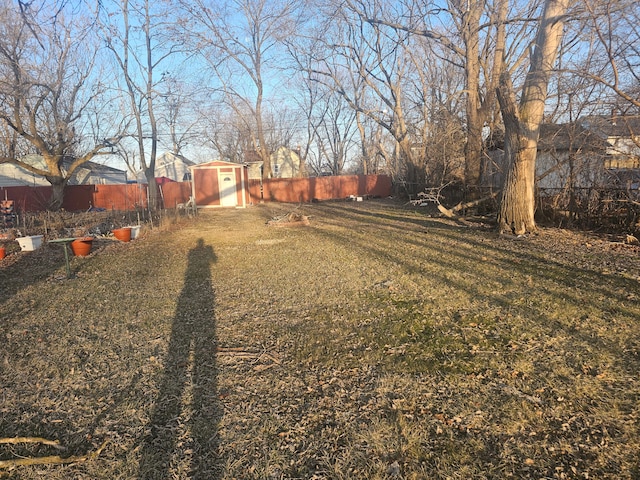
[139,238,221,480]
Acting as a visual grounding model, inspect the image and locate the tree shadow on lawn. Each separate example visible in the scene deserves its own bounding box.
[139,239,222,480]
[316,200,479,234]
[311,216,640,371]
[317,202,638,319]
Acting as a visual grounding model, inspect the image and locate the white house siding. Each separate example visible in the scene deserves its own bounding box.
[536,151,606,190]
[0,162,51,186]
[136,152,195,183]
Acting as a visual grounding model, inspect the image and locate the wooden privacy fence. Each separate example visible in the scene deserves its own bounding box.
[0,183,191,212]
[251,174,392,204]
[0,174,392,212]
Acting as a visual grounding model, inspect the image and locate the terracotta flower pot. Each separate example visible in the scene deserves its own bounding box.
[112,227,132,242]
[0,246,6,260]
[71,237,93,257]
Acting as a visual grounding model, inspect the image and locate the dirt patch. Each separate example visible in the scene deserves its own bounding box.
[1,200,639,479]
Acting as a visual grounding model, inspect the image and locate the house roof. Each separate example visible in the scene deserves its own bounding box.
[156,152,196,167]
[17,154,124,173]
[0,155,126,187]
[578,115,640,138]
[537,123,609,152]
[75,160,126,175]
[488,116,640,152]
[243,150,263,163]
[66,159,127,185]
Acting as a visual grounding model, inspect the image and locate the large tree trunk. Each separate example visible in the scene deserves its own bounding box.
[44,155,68,211]
[496,72,538,234]
[356,113,369,175]
[255,74,271,180]
[497,146,538,234]
[497,0,571,234]
[462,1,483,186]
[145,167,159,210]
[465,112,484,186]
[46,176,68,211]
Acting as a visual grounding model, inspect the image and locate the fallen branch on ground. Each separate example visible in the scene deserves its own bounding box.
[267,212,310,226]
[438,192,500,218]
[0,437,64,449]
[0,440,108,470]
[216,346,281,367]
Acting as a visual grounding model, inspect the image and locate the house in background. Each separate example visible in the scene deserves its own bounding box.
[0,155,127,187]
[71,161,128,185]
[136,152,195,183]
[246,146,306,180]
[578,115,640,170]
[534,123,610,191]
[484,115,640,191]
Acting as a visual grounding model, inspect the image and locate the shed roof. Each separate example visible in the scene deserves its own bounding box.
[191,160,247,169]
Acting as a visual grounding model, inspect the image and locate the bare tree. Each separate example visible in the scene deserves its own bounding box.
[287,36,362,176]
[347,0,518,187]
[496,0,573,234]
[187,0,301,180]
[0,121,28,164]
[303,1,430,192]
[202,109,255,164]
[158,75,205,156]
[576,0,640,112]
[404,37,467,185]
[199,102,300,168]
[0,1,121,210]
[100,0,185,209]
[355,114,393,175]
[300,84,357,176]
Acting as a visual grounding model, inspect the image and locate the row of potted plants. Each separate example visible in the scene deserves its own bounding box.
[0,225,142,260]
[71,225,142,256]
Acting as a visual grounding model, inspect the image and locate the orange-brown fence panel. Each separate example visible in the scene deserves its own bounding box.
[0,175,392,212]
[91,184,148,211]
[160,182,192,208]
[261,174,392,203]
[363,174,393,197]
[2,183,149,212]
[62,185,95,211]
[1,186,52,212]
[248,179,262,204]
[263,177,310,202]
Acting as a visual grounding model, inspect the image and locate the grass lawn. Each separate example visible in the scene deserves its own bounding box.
[1,199,639,479]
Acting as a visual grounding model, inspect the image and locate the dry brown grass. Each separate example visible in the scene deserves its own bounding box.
[1,199,639,479]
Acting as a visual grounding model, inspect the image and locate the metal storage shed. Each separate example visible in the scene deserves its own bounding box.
[190,161,250,208]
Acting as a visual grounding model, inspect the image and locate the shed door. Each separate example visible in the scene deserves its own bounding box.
[219,170,237,207]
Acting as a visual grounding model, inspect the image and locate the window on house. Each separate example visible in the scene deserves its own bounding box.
[273,164,280,176]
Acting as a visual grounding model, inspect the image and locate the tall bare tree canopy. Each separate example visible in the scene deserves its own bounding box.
[573,0,640,111]
[0,0,120,209]
[99,0,188,208]
[186,0,302,180]
[1,0,637,222]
